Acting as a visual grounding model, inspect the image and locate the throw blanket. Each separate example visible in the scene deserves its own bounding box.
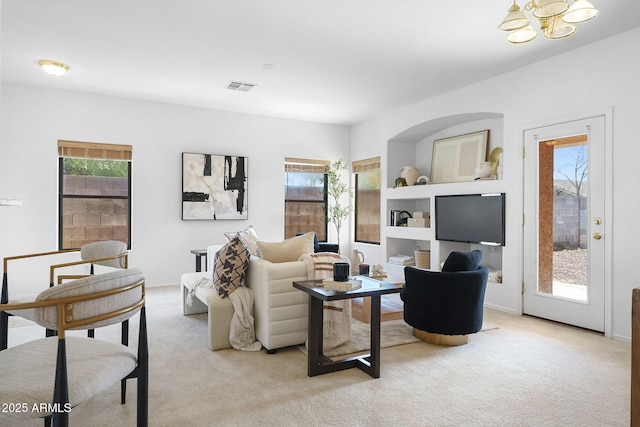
[229,287,262,351]
[300,253,351,351]
[186,278,261,351]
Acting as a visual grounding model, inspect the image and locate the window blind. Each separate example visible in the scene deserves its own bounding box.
[352,156,381,173]
[58,140,132,160]
[284,157,328,173]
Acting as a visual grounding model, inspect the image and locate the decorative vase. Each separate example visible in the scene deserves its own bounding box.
[351,250,364,276]
[399,166,420,186]
[415,175,430,185]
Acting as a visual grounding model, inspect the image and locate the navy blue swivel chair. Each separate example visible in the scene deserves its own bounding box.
[400,250,488,345]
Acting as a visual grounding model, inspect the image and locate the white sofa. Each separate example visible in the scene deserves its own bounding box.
[181,244,349,353]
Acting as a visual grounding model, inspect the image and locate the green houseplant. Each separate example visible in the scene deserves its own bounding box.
[323,159,353,253]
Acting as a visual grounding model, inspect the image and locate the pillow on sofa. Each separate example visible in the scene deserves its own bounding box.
[256,232,315,263]
[213,237,251,298]
[296,232,320,252]
[224,225,260,256]
[442,250,483,272]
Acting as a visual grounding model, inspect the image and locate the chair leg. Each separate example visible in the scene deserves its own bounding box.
[121,378,128,405]
[121,319,129,404]
[52,338,69,427]
[1,273,8,350]
[137,307,148,427]
[122,319,129,346]
[0,311,8,351]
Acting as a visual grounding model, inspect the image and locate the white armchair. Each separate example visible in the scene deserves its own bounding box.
[181,240,350,353]
[244,257,309,353]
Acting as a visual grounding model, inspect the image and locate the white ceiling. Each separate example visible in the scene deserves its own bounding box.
[2,1,639,126]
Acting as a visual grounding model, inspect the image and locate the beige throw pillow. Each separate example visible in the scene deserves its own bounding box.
[257,232,315,263]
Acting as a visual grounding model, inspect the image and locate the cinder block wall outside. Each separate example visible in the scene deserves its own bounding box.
[61,176,128,249]
[553,195,587,249]
[285,201,326,241]
[355,189,380,243]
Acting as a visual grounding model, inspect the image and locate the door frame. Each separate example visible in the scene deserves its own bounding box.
[519,108,613,337]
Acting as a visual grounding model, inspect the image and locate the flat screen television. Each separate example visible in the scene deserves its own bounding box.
[435,193,505,246]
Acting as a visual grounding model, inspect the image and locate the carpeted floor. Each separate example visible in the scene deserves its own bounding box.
[6,285,631,426]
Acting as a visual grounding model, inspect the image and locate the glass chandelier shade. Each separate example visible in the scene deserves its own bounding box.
[506,25,537,43]
[497,4,530,31]
[533,0,570,19]
[498,0,599,44]
[563,0,599,23]
[545,22,577,39]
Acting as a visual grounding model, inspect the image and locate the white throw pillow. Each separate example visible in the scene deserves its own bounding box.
[224,225,260,256]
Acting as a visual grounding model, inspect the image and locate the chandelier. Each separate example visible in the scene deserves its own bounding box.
[498,0,599,44]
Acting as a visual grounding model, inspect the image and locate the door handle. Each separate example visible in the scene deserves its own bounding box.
[593,232,602,240]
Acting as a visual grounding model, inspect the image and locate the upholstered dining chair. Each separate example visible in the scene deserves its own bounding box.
[1,240,129,348]
[401,250,489,346]
[0,268,148,427]
[50,240,129,339]
[53,240,128,284]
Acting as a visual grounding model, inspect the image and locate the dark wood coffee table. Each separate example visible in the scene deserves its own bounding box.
[293,277,403,378]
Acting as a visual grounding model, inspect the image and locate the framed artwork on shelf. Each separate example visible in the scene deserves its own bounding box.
[182,152,248,220]
[430,130,490,183]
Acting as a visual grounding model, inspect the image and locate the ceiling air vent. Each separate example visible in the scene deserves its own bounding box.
[225,81,256,92]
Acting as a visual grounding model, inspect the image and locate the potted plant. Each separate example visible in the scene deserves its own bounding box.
[323,159,353,253]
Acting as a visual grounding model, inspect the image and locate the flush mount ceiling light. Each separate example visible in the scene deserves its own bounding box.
[38,60,70,76]
[498,0,599,44]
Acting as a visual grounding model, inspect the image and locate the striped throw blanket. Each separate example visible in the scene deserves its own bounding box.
[300,252,352,351]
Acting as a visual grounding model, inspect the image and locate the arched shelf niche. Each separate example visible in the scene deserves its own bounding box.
[386,112,504,188]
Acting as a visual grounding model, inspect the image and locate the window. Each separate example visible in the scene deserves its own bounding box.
[284,158,328,241]
[58,140,132,250]
[353,157,380,244]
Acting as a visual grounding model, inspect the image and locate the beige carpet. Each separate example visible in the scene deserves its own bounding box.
[6,285,631,427]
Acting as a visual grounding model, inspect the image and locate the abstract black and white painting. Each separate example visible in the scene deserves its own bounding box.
[182,153,248,220]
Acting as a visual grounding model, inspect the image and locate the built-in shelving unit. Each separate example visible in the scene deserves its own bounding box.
[383,114,506,286]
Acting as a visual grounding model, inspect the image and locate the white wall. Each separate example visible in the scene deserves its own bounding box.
[0,84,350,296]
[2,26,639,341]
[350,27,640,341]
